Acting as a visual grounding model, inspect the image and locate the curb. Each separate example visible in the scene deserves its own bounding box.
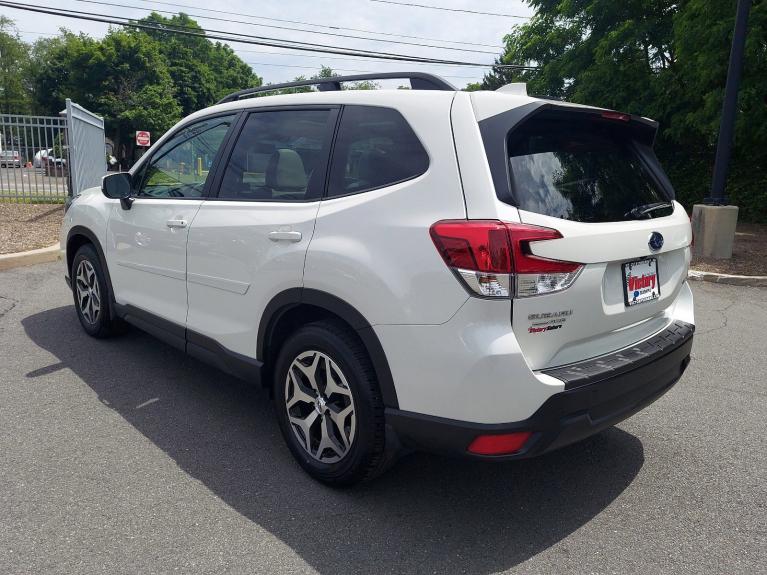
[688,269,767,287]
[0,243,62,271]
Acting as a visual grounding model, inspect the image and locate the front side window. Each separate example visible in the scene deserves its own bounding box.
[507,114,672,223]
[137,115,235,198]
[218,109,333,201]
[327,106,429,198]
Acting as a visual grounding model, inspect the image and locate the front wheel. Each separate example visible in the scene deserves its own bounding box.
[273,321,389,486]
[71,244,122,338]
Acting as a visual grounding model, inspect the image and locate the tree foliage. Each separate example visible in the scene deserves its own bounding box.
[483,0,767,221]
[0,17,32,114]
[2,13,261,165]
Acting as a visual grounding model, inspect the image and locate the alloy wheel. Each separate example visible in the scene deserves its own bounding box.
[75,259,101,325]
[284,350,356,463]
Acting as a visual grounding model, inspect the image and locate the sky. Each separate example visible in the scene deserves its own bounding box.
[3,0,534,88]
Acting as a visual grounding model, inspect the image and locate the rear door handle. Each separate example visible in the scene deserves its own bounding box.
[166,219,187,229]
[268,231,302,242]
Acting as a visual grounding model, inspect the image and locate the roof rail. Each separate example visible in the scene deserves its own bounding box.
[216,72,456,104]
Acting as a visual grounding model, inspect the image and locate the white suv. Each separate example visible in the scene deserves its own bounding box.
[61,73,695,486]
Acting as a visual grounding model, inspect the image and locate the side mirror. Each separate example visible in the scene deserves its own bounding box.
[102,172,133,209]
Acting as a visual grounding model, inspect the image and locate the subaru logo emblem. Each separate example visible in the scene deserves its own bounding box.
[648,232,664,251]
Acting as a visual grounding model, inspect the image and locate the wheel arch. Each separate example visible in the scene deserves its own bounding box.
[258,288,399,408]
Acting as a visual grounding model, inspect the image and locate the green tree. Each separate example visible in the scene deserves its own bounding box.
[0,17,33,113]
[137,13,261,114]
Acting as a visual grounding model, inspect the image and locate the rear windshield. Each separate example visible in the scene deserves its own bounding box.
[507,115,672,223]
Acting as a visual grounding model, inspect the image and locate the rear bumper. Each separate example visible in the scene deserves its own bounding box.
[387,320,694,460]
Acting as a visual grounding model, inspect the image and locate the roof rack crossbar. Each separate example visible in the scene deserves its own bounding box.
[216,72,456,104]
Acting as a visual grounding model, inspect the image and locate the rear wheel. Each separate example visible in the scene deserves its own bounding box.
[71,244,122,338]
[273,321,388,486]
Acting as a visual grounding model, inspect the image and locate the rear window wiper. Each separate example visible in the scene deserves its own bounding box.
[624,202,673,220]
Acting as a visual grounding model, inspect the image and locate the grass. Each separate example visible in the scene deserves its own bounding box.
[0,196,67,204]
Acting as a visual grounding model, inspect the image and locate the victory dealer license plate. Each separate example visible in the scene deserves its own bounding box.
[622,258,660,307]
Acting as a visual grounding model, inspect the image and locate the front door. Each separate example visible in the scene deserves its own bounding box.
[107,114,236,325]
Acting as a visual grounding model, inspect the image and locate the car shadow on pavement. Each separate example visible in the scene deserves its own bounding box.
[23,306,645,575]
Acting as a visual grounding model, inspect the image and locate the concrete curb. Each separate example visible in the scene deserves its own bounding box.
[689,269,767,287]
[0,243,61,271]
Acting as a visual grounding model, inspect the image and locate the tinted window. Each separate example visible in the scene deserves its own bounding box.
[327,106,428,198]
[218,109,332,201]
[507,116,672,223]
[137,115,234,198]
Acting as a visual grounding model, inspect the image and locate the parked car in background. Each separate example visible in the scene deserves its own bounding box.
[61,72,695,486]
[33,148,52,168]
[0,150,22,168]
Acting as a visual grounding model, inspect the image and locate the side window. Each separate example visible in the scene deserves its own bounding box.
[218,109,333,201]
[137,115,235,198]
[327,106,429,198]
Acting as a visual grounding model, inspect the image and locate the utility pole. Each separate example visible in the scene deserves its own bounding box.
[692,0,751,259]
[707,0,752,205]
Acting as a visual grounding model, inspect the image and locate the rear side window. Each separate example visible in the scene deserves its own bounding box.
[506,115,672,223]
[218,109,333,202]
[327,106,429,198]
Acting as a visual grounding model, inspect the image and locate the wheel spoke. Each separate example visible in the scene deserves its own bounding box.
[293,352,321,390]
[327,404,354,449]
[316,417,343,460]
[289,410,318,452]
[286,370,316,409]
[324,359,352,399]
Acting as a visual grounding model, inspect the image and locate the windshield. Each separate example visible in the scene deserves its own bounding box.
[507,115,672,223]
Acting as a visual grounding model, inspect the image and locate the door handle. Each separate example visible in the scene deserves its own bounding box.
[166,219,188,229]
[268,231,302,242]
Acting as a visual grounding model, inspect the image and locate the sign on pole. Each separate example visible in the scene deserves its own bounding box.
[136,131,151,147]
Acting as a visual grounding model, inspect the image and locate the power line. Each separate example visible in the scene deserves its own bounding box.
[244,61,481,79]
[0,1,536,70]
[70,0,499,55]
[15,30,491,70]
[369,0,530,18]
[129,0,504,49]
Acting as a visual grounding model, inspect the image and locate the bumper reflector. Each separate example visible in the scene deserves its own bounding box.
[467,431,532,456]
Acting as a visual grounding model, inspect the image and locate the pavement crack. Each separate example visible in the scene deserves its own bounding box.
[0,295,19,321]
[696,298,736,336]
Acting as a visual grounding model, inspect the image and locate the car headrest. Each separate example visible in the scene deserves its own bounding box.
[265,149,307,191]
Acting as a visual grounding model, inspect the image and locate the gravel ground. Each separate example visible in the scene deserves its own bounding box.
[692,222,767,276]
[0,203,64,254]
[0,262,765,574]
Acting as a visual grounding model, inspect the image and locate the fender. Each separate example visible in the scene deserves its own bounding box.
[258,288,399,408]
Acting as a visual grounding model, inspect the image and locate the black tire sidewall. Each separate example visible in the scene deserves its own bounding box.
[71,245,112,337]
[273,322,384,486]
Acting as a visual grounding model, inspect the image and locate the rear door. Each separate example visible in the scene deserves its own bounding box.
[480,106,692,369]
[185,106,338,358]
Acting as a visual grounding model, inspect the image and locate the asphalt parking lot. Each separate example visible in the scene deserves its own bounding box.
[1,261,765,574]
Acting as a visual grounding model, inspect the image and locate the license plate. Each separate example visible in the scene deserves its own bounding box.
[622,258,660,307]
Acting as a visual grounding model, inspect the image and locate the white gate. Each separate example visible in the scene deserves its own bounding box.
[65,99,107,197]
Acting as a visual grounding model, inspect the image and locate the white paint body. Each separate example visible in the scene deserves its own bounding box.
[62,88,694,426]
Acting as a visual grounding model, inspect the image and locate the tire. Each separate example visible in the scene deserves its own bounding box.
[273,321,389,486]
[71,244,123,338]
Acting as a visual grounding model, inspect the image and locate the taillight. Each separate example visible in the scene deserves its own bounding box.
[430,220,583,298]
[467,431,532,455]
